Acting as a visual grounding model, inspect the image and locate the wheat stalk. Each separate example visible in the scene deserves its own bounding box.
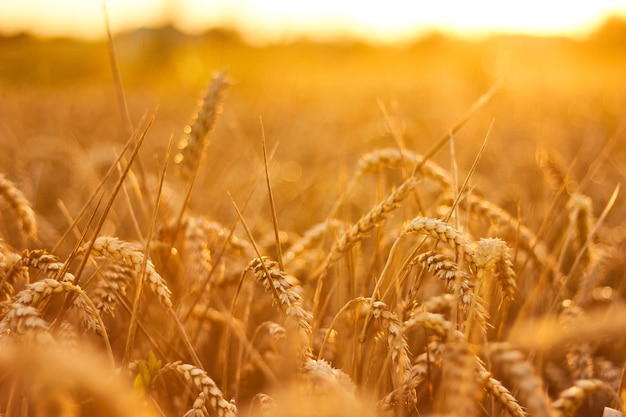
[91,261,134,317]
[174,71,229,181]
[0,303,52,341]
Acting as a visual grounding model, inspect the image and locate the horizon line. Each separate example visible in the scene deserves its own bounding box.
[2,15,625,47]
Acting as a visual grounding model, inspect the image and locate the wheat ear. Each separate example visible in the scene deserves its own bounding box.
[174,71,229,180]
[303,357,356,394]
[459,194,555,274]
[245,257,312,356]
[283,218,347,270]
[401,217,475,263]
[12,278,105,335]
[183,392,207,417]
[17,249,77,285]
[91,261,134,317]
[355,147,452,189]
[472,238,518,304]
[328,176,417,263]
[403,311,457,338]
[0,303,52,342]
[487,342,550,417]
[0,173,36,238]
[566,193,595,260]
[79,236,173,308]
[559,301,594,380]
[0,245,22,304]
[476,364,526,417]
[416,250,487,326]
[551,379,613,417]
[368,300,414,405]
[168,362,237,417]
[439,337,480,417]
[251,393,275,417]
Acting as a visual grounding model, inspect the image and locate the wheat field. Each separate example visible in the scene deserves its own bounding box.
[1,19,626,417]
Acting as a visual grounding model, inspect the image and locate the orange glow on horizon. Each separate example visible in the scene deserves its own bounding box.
[1,0,626,43]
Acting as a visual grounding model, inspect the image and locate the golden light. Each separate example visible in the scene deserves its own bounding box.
[176,0,626,43]
[0,0,625,42]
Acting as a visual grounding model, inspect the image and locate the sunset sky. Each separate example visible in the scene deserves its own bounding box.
[2,0,626,43]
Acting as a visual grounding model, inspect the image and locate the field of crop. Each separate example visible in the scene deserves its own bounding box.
[0,18,626,417]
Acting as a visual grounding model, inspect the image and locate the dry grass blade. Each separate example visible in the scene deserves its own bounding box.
[67,115,155,290]
[260,120,285,271]
[124,136,175,366]
[409,82,500,179]
[50,114,147,253]
[442,119,493,222]
[102,3,132,134]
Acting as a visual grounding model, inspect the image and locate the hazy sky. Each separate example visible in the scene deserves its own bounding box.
[2,0,626,43]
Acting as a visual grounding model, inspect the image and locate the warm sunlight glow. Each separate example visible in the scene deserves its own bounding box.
[1,0,625,42]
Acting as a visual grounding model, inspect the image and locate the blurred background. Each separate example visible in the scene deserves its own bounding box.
[2,0,626,43]
[0,1,625,240]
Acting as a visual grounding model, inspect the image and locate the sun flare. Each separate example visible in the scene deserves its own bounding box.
[1,0,625,42]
